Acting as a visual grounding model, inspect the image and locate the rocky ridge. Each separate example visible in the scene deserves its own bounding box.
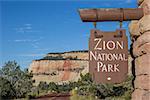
[29,50,132,85]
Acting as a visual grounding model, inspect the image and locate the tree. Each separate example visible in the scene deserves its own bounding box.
[48,82,58,92]
[38,81,49,93]
[0,77,15,98]
[0,61,34,98]
[80,73,92,83]
[1,61,21,85]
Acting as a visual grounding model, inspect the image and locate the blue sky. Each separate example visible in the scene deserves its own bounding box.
[0,0,137,69]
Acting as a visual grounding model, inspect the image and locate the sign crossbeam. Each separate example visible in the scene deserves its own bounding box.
[78,8,143,22]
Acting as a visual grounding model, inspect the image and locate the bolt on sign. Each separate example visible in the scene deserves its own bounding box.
[89,29,128,84]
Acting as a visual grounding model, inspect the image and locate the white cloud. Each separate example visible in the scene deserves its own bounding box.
[14,39,38,42]
[19,53,45,57]
[14,24,38,33]
[25,24,32,26]
[12,37,44,49]
[25,26,32,30]
[31,43,39,48]
[14,39,31,42]
[36,48,51,51]
[126,0,132,3]
[12,24,44,49]
[15,27,25,33]
[13,37,43,43]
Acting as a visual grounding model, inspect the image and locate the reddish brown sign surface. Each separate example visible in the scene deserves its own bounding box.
[89,29,128,84]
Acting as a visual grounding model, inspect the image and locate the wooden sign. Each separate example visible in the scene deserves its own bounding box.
[89,29,128,84]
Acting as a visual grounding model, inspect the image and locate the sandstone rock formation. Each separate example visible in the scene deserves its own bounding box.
[132,89,150,100]
[132,31,150,57]
[140,0,150,15]
[46,51,88,60]
[130,0,150,99]
[135,54,150,75]
[28,51,88,85]
[29,50,132,85]
[129,20,140,41]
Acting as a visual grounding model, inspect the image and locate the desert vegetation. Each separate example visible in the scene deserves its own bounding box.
[37,55,82,60]
[0,61,133,99]
[0,61,34,99]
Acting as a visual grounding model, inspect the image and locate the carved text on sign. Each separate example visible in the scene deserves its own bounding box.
[89,29,128,83]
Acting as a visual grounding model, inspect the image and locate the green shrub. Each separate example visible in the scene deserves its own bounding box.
[0,61,34,99]
[73,73,134,100]
[0,77,15,98]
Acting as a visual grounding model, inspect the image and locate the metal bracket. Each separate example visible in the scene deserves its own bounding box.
[120,21,123,28]
[93,22,97,28]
